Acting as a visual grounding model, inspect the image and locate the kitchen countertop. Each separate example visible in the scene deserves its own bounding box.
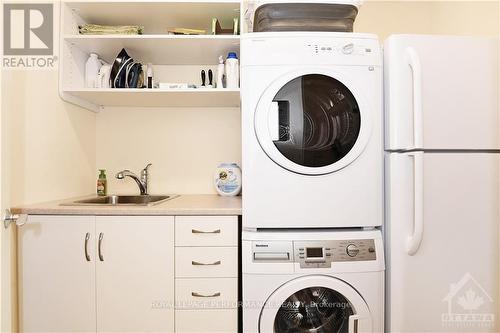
[11,194,242,216]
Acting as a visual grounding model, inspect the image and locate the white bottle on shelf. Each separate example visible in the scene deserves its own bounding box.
[216,55,225,88]
[85,53,102,88]
[225,52,239,89]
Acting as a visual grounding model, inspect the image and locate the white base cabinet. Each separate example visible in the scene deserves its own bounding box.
[175,309,238,333]
[174,216,239,333]
[18,215,175,333]
[18,215,239,333]
[18,216,96,333]
[95,216,174,332]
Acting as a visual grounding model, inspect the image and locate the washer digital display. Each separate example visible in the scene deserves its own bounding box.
[306,247,323,258]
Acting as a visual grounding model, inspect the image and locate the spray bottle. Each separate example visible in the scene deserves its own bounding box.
[216,56,225,88]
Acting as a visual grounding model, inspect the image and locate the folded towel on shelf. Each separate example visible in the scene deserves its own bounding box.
[79,24,144,35]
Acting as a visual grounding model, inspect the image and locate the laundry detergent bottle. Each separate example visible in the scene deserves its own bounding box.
[225,52,239,88]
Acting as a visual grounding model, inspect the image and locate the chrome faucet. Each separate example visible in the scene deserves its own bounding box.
[115,163,152,195]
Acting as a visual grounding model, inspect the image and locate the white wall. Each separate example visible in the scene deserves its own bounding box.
[96,106,241,194]
[356,1,499,38]
[2,70,96,206]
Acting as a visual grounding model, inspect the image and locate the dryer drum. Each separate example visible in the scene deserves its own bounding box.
[274,287,354,333]
[272,74,361,168]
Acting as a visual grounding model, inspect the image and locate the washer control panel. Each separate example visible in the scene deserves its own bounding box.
[294,239,376,268]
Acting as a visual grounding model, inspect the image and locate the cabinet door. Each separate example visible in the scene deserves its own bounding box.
[96,216,174,332]
[18,215,96,332]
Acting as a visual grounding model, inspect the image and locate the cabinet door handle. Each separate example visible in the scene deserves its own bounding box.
[84,233,91,261]
[191,229,221,234]
[191,292,221,298]
[192,260,221,266]
[98,233,104,261]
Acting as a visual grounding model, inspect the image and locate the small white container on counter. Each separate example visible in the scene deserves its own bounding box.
[214,163,241,196]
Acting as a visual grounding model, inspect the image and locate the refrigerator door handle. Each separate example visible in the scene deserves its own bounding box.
[406,47,423,149]
[407,151,424,256]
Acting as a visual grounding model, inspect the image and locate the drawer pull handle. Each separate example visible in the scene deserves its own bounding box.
[191,292,221,298]
[192,260,221,266]
[192,229,221,234]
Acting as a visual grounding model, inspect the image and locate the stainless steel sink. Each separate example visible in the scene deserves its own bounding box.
[62,195,179,206]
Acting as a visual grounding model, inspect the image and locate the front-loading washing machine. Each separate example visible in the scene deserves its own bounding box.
[242,229,384,332]
[241,32,383,229]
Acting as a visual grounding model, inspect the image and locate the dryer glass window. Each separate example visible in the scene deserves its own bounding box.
[273,286,354,333]
[272,74,360,168]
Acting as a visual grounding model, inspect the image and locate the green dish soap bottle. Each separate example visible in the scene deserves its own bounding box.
[97,169,107,196]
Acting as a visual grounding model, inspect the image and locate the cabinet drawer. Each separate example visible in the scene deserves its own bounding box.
[175,216,238,247]
[175,309,237,333]
[175,278,238,309]
[175,247,238,278]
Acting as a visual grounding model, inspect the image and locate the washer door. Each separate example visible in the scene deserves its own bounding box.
[259,275,372,333]
[254,69,371,175]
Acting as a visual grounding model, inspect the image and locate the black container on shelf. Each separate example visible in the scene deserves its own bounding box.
[253,3,358,33]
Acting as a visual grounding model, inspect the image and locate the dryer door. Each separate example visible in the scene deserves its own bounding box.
[254,69,372,175]
[259,275,372,333]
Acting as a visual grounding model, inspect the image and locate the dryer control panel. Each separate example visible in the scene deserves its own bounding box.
[252,239,376,269]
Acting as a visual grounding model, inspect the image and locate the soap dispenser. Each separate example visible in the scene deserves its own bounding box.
[97,169,107,196]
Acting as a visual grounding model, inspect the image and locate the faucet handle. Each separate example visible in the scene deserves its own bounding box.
[142,163,152,174]
[141,163,152,179]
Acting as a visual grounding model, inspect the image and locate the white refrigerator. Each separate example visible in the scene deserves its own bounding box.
[384,35,499,332]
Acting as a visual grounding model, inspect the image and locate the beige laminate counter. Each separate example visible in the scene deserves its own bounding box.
[11,194,241,216]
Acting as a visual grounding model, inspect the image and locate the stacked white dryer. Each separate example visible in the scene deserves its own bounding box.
[241,32,383,229]
[241,31,385,333]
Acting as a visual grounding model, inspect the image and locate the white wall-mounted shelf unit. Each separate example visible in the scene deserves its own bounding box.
[63,35,240,65]
[60,1,242,112]
[62,1,241,35]
[64,88,241,108]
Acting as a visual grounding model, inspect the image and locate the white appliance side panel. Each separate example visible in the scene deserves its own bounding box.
[385,35,499,150]
[386,152,499,332]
